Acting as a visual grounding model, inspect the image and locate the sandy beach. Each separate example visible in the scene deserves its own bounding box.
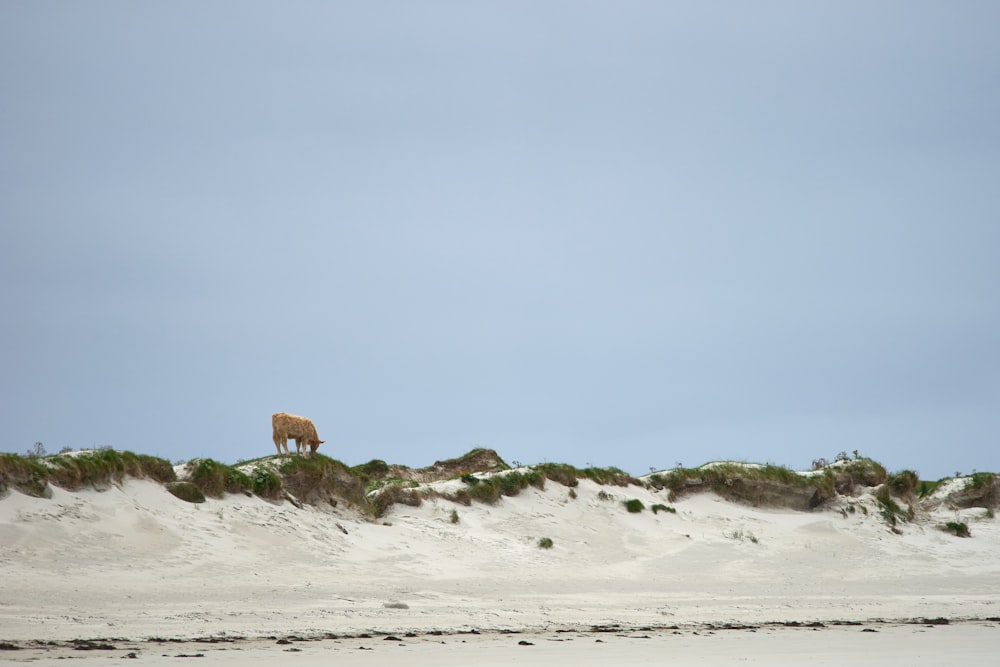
[2,456,999,664]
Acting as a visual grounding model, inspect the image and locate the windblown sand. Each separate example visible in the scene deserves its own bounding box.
[2,471,998,664]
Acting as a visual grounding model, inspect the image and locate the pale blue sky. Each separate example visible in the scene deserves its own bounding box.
[2,2,998,479]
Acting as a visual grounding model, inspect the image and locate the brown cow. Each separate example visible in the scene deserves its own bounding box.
[272,412,324,457]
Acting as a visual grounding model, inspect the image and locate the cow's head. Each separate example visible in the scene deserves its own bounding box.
[308,439,324,456]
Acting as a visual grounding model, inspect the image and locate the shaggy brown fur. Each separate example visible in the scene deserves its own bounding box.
[271,412,324,457]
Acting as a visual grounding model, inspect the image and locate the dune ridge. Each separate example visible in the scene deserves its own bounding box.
[1,449,998,645]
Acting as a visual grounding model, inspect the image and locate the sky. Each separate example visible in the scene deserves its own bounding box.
[2,2,998,480]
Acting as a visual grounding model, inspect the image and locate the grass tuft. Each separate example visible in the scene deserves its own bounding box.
[167,481,206,504]
[624,498,645,513]
[875,486,914,527]
[943,521,971,538]
[188,458,250,498]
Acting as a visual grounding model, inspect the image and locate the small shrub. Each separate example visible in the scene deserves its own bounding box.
[353,459,390,478]
[568,488,577,500]
[875,486,913,527]
[168,482,206,504]
[468,480,502,505]
[917,479,942,498]
[461,473,480,485]
[251,466,282,498]
[649,462,835,509]
[582,466,639,487]
[727,529,759,544]
[498,470,544,496]
[279,454,367,508]
[943,521,971,538]
[538,537,554,549]
[597,490,614,501]
[445,489,473,506]
[0,453,50,497]
[188,458,250,497]
[450,509,459,524]
[624,498,645,513]
[369,483,422,518]
[535,463,580,487]
[887,470,919,498]
[135,454,177,483]
[651,504,676,514]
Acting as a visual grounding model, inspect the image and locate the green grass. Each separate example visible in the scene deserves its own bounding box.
[1,450,176,497]
[533,463,580,487]
[648,463,833,509]
[537,537,554,549]
[530,463,639,488]
[453,470,546,506]
[368,482,423,518]
[875,486,914,527]
[352,459,391,478]
[917,479,945,498]
[8,447,981,532]
[624,498,645,513]
[0,453,50,497]
[645,459,897,510]
[188,458,251,498]
[167,481,206,504]
[581,466,640,487]
[943,521,971,538]
[249,466,282,499]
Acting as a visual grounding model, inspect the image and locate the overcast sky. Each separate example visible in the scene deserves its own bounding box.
[2,2,998,480]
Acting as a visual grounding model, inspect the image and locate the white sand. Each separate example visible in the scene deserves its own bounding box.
[2,469,999,663]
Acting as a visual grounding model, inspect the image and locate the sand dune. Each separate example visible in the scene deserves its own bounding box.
[2,455,998,663]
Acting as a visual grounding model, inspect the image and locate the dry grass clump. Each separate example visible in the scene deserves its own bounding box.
[368,482,422,518]
[958,473,999,508]
[532,463,638,488]
[534,463,580,487]
[450,470,546,506]
[648,463,834,510]
[279,454,366,507]
[581,466,640,486]
[831,459,888,494]
[886,470,919,499]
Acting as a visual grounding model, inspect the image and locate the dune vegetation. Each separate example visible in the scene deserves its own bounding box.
[2,447,997,528]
